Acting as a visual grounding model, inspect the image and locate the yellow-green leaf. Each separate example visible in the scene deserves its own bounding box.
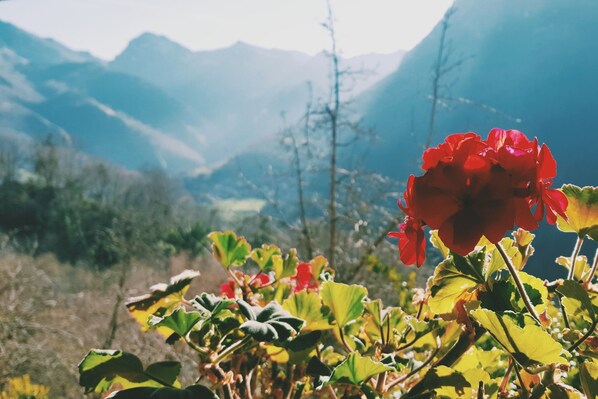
[283,291,332,331]
[326,352,393,386]
[556,280,596,326]
[579,360,598,399]
[320,281,367,329]
[250,244,281,272]
[470,309,566,367]
[78,350,181,394]
[208,231,251,268]
[273,248,299,280]
[428,249,486,315]
[487,230,535,277]
[556,185,598,241]
[556,255,593,282]
[125,270,200,337]
[430,230,449,258]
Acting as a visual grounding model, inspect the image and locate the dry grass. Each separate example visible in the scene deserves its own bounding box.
[0,248,227,398]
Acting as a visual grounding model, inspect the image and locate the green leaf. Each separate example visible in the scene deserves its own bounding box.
[326,352,393,386]
[431,367,494,399]
[208,231,251,268]
[250,244,281,272]
[236,299,258,321]
[273,248,299,280]
[283,291,332,331]
[284,330,323,352]
[106,385,219,399]
[579,360,598,399]
[191,293,234,318]
[240,320,278,342]
[487,230,535,277]
[556,255,594,282]
[556,280,597,326]
[428,249,486,315]
[402,366,471,399]
[470,309,566,367]
[125,270,200,336]
[364,301,407,346]
[239,301,304,342]
[320,281,367,328]
[430,230,450,258]
[149,309,202,340]
[556,185,598,241]
[513,271,548,314]
[78,350,181,394]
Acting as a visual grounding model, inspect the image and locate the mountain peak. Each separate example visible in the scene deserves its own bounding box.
[117,32,192,61]
[0,19,95,64]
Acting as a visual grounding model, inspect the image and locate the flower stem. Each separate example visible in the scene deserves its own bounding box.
[496,242,541,324]
[498,357,514,398]
[213,336,251,364]
[584,248,598,287]
[338,327,354,353]
[567,316,598,352]
[567,236,584,280]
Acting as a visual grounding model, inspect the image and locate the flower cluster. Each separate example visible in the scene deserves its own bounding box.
[220,272,270,298]
[390,129,567,266]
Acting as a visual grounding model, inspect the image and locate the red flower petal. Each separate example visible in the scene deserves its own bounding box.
[389,217,426,267]
[220,280,236,299]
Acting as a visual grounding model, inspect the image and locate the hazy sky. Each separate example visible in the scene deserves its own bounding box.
[0,0,453,60]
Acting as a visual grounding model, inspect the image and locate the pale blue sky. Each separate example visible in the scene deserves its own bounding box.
[0,0,453,60]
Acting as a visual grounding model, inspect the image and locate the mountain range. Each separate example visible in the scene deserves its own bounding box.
[0,21,404,171]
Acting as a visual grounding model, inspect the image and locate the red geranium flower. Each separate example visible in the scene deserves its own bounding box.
[220,272,271,298]
[421,132,484,170]
[390,129,566,266]
[293,262,318,292]
[220,280,236,299]
[486,129,567,227]
[410,139,515,256]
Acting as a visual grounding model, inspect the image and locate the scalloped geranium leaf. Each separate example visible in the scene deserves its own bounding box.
[125,270,200,337]
[149,309,202,341]
[239,301,304,342]
[401,366,471,399]
[283,291,332,331]
[556,255,594,282]
[556,280,597,326]
[430,230,450,258]
[487,230,535,278]
[579,360,598,399]
[106,385,219,399]
[273,248,299,280]
[428,249,486,315]
[309,256,329,281]
[470,309,566,367]
[191,293,234,319]
[250,244,281,272]
[432,367,493,399]
[556,185,598,241]
[320,281,367,329]
[78,350,181,394]
[325,352,393,387]
[208,231,251,268]
[512,271,548,314]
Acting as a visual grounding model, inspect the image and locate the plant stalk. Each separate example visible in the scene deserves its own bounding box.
[584,248,598,286]
[213,336,251,364]
[567,236,584,280]
[496,242,541,323]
